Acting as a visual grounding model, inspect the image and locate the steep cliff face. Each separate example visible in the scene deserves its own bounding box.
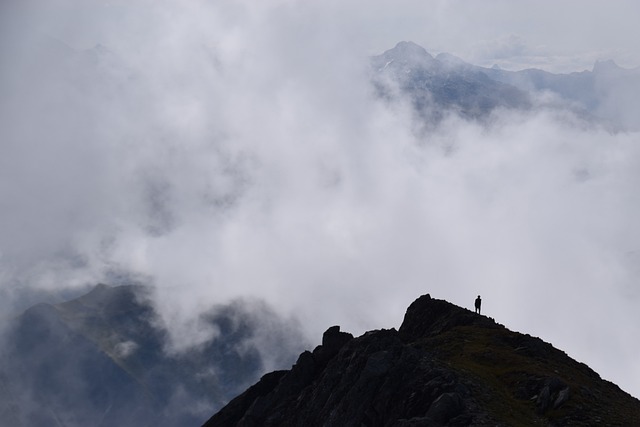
[204,295,640,426]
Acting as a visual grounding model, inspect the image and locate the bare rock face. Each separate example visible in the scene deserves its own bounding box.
[203,295,640,426]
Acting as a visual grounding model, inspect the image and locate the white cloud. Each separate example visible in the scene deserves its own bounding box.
[114,340,139,358]
[1,0,639,399]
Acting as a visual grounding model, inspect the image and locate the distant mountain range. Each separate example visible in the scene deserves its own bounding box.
[0,284,305,427]
[204,294,640,426]
[371,41,640,130]
[19,38,639,133]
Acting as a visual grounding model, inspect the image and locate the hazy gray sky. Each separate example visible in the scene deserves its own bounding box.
[5,0,640,71]
[1,0,640,398]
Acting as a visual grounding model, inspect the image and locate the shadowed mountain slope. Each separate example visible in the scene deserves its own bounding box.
[204,294,640,426]
[0,284,305,427]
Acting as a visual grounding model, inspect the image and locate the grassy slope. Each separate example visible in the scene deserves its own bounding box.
[417,323,640,426]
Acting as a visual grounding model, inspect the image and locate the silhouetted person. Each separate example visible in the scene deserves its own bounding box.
[475,295,481,314]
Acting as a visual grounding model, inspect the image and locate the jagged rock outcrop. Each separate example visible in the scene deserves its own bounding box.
[203,294,640,426]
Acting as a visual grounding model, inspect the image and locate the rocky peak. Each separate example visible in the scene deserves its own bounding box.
[592,59,622,74]
[370,41,532,124]
[203,294,640,426]
[398,294,499,341]
[392,41,433,59]
[375,40,438,72]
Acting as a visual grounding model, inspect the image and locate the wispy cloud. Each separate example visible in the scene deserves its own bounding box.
[0,0,639,399]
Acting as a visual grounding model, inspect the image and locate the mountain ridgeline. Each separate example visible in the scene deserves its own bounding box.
[371,41,640,130]
[204,294,640,426]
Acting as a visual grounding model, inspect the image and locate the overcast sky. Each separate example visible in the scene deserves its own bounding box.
[1,0,640,398]
[5,0,640,71]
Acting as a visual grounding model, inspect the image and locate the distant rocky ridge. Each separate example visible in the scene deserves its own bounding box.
[24,38,639,133]
[204,294,640,426]
[0,284,305,427]
[372,41,640,130]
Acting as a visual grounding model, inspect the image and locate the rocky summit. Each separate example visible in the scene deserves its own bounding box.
[203,294,640,426]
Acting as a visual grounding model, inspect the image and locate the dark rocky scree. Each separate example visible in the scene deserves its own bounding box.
[203,294,640,426]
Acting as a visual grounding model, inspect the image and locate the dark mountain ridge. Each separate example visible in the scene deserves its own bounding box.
[204,294,640,426]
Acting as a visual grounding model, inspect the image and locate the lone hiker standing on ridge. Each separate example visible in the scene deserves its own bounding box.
[475,295,481,314]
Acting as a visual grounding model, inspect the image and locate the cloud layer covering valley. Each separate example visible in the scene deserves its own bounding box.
[1,0,640,398]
